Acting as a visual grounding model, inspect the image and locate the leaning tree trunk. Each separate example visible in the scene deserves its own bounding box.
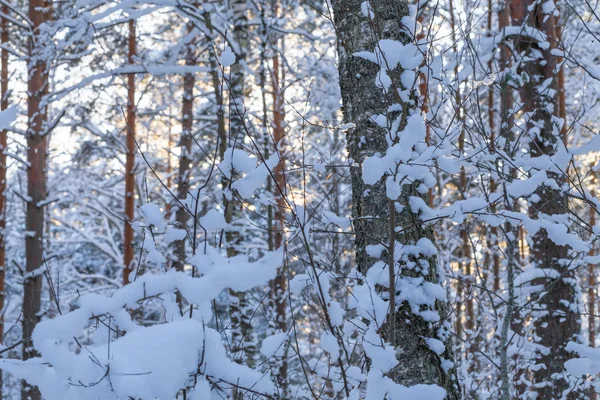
[509,2,580,397]
[23,1,52,400]
[333,0,460,396]
[123,19,136,286]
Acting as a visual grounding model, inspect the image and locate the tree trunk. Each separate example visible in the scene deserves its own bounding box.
[224,1,256,378]
[589,193,596,348]
[270,33,288,396]
[23,1,52,399]
[448,0,474,367]
[123,19,136,286]
[333,0,460,396]
[487,0,501,295]
[589,190,597,400]
[173,21,196,275]
[0,3,8,396]
[416,6,433,209]
[509,2,580,397]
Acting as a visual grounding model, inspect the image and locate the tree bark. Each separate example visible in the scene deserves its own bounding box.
[589,193,596,348]
[173,20,196,275]
[448,0,474,366]
[123,19,136,286]
[23,1,52,399]
[0,3,8,396]
[224,1,256,378]
[508,2,580,397]
[270,31,289,396]
[333,0,460,396]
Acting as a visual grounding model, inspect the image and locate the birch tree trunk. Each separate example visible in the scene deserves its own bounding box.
[23,1,52,399]
[333,0,460,396]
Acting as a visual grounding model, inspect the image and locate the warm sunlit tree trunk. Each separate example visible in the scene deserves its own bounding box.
[270,33,289,396]
[416,4,433,208]
[123,19,136,286]
[23,1,52,399]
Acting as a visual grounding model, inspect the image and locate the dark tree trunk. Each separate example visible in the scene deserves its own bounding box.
[0,2,8,396]
[508,2,580,397]
[23,1,52,399]
[332,0,460,396]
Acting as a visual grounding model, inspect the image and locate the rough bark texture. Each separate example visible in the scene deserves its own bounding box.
[123,19,136,286]
[23,1,52,399]
[224,0,247,258]
[229,0,247,140]
[225,1,256,377]
[0,3,8,396]
[509,2,580,397]
[333,0,460,396]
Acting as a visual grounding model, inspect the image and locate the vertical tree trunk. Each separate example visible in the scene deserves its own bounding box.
[589,190,597,400]
[0,3,8,396]
[225,0,256,377]
[173,22,196,275]
[488,0,501,295]
[23,1,52,400]
[270,32,288,395]
[224,0,248,258]
[508,2,580,397]
[333,0,460,396]
[123,19,136,286]
[589,193,596,348]
[555,21,567,141]
[416,5,433,209]
[497,6,527,398]
[448,0,474,363]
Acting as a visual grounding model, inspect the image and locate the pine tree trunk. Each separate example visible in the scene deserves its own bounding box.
[23,1,52,399]
[0,3,8,396]
[123,19,136,286]
[333,0,460,396]
[416,6,433,208]
[509,3,580,397]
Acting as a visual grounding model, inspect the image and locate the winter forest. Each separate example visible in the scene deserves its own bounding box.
[1,0,600,399]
